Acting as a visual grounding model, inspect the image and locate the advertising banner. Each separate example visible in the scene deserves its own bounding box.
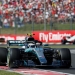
[33,30,75,43]
[0,30,75,44]
[0,34,25,44]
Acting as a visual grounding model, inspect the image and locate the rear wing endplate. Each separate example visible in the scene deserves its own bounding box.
[7,40,25,46]
[7,40,35,46]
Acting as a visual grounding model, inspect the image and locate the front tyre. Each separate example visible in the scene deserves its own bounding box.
[7,48,21,68]
[59,48,71,68]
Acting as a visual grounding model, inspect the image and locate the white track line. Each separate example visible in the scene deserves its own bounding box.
[38,69,75,75]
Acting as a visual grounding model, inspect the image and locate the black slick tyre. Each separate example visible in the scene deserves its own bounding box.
[59,48,71,68]
[0,47,8,65]
[61,39,66,44]
[7,48,20,68]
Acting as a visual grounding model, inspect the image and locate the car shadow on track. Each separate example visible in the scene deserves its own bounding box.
[36,66,75,74]
[35,66,75,70]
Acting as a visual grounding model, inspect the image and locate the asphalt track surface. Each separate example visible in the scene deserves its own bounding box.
[0,49,75,75]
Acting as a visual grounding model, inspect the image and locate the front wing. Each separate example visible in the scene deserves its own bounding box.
[23,48,69,68]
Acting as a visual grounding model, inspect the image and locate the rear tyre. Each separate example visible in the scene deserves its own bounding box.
[59,48,71,68]
[7,48,21,68]
[0,47,8,65]
[61,39,66,44]
[73,40,75,44]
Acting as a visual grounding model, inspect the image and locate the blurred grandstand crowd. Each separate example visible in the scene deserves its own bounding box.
[0,0,75,28]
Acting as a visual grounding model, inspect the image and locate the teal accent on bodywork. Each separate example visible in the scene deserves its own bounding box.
[25,47,47,65]
[25,48,34,52]
[24,60,27,66]
[25,47,43,52]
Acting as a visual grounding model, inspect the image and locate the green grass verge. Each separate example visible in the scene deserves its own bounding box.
[0,22,75,34]
[47,45,75,48]
[0,70,22,75]
[0,45,75,48]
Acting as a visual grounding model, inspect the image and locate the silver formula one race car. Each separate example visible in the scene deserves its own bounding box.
[0,39,71,68]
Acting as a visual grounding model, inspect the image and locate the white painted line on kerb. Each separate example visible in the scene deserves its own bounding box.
[19,69,75,75]
[40,69,75,75]
[49,70,74,75]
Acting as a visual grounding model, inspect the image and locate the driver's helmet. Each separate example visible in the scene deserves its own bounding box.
[25,33,30,41]
[25,33,35,41]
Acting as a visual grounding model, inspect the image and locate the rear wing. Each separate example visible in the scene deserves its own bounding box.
[7,40,25,46]
[7,40,36,46]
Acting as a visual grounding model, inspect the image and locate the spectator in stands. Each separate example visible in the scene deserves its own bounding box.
[0,0,75,28]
